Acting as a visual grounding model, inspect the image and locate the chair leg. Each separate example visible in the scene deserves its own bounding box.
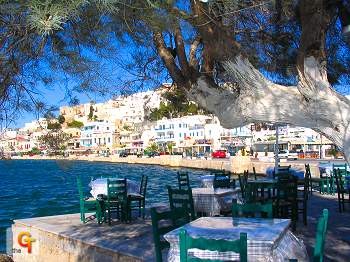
[108,207,112,225]
[303,203,307,226]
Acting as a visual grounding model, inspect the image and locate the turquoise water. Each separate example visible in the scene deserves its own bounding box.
[0,159,208,252]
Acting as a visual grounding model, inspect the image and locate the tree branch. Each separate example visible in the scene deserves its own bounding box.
[152,31,186,86]
[189,35,201,69]
[174,25,190,77]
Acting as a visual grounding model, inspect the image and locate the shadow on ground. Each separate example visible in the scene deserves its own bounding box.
[295,192,350,262]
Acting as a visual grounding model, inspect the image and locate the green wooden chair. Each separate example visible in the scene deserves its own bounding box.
[77,176,102,224]
[273,165,291,179]
[232,201,273,218]
[151,207,190,262]
[289,209,329,262]
[252,166,257,180]
[179,229,248,262]
[177,171,190,190]
[167,186,196,221]
[276,174,298,231]
[313,209,329,262]
[106,178,128,224]
[128,174,148,219]
[334,168,347,212]
[296,164,310,225]
[238,171,248,198]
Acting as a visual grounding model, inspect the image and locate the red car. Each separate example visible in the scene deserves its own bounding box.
[212,150,229,158]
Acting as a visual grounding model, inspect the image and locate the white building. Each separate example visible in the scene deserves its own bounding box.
[80,120,115,149]
[19,118,48,133]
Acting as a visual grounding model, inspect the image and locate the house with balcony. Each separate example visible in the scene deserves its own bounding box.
[80,121,115,150]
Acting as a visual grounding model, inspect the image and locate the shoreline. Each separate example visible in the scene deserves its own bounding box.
[10,154,323,176]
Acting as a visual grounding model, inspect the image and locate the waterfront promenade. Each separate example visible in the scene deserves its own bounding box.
[10,193,350,262]
[14,154,325,177]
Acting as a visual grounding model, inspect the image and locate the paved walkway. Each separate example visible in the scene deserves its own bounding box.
[295,192,350,262]
[10,193,350,262]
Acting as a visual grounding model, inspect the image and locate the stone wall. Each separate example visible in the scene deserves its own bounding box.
[15,155,321,177]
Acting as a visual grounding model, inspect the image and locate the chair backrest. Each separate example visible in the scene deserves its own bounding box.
[167,186,196,221]
[139,175,148,196]
[107,178,127,201]
[313,209,329,262]
[274,165,291,178]
[334,168,345,192]
[303,164,311,199]
[239,171,249,198]
[77,176,84,200]
[177,171,190,190]
[179,229,247,262]
[252,166,257,180]
[232,201,273,218]
[277,174,297,201]
[151,207,190,262]
[213,173,231,189]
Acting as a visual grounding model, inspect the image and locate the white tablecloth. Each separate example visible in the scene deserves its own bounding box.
[164,217,308,262]
[89,178,139,198]
[192,188,241,216]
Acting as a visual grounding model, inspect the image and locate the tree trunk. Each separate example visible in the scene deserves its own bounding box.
[186,56,350,163]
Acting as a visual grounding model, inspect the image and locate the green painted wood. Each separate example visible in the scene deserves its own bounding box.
[106,178,128,223]
[177,171,190,190]
[151,207,190,262]
[179,229,247,262]
[77,176,101,223]
[167,186,196,221]
[232,201,273,218]
[128,174,148,219]
[313,209,329,262]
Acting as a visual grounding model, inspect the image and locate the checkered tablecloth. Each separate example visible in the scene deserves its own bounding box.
[164,217,308,262]
[192,188,241,216]
[89,178,139,198]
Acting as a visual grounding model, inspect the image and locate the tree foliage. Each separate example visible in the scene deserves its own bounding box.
[67,120,84,128]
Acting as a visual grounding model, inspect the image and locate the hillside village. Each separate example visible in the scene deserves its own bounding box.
[0,87,337,159]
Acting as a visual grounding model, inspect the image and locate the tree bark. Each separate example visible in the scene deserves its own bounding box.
[186,56,350,162]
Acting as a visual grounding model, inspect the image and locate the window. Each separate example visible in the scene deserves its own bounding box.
[107,127,109,130]
[108,137,111,143]
[179,124,182,128]
[179,133,182,137]
[197,132,199,136]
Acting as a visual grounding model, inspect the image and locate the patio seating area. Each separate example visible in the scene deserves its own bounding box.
[11,192,350,262]
[12,163,350,261]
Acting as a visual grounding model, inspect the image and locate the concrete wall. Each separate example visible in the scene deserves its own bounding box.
[12,221,140,262]
[15,155,321,177]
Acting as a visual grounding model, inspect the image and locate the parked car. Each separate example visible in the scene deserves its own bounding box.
[277,150,298,160]
[288,150,298,160]
[147,151,160,157]
[119,151,128,157]
[212,150,230,158]
[278,150,289,159]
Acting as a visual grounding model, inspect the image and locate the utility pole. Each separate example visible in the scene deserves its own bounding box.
[320,134,323,159]
[274,124,279,174]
